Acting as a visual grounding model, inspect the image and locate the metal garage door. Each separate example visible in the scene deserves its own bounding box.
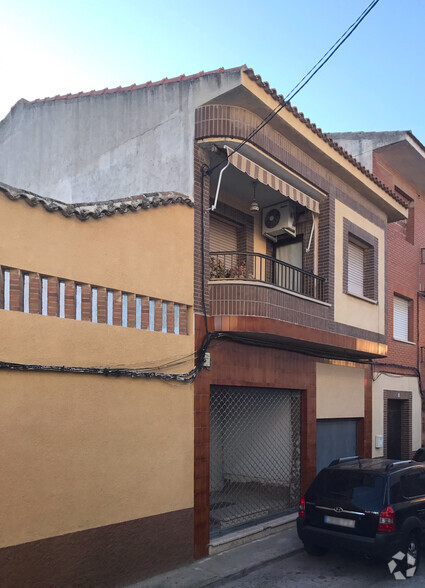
[316,418,357,473]
[210,385,301,537]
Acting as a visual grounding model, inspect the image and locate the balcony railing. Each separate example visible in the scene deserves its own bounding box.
[210,251,325,302]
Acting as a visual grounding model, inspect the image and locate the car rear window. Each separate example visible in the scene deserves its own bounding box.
[306,470,386,512]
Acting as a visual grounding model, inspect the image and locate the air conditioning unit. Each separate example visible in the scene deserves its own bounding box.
[262,202,296,239]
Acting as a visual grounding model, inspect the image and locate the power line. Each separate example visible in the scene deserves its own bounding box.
[207,0,381,176]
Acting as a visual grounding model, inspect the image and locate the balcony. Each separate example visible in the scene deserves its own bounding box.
[210,251,325,302]
[209,250,331,335]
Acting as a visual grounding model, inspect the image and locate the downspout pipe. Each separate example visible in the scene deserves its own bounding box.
[209,146,231,212]
[306,211,316,253]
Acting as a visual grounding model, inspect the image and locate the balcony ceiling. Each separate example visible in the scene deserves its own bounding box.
[206,143,326,212]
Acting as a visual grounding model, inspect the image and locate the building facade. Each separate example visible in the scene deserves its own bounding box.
[0,183,195,586]
[0,68,409,582]
[330,132,425,461]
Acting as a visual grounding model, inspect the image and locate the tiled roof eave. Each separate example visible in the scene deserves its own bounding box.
[243,68,407,210]
[0,182,193,221]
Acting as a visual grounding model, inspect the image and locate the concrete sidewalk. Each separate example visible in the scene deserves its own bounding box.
[128,519,303,588]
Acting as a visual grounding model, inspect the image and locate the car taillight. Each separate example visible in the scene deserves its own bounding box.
[378,506,396,533]
[299,496,306,518]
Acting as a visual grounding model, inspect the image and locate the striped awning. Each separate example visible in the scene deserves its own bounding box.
[225,147,320,214]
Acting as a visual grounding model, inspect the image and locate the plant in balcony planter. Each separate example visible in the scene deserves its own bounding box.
[210,258,247,279]
[228,260,247,279]
[210,258,227,279]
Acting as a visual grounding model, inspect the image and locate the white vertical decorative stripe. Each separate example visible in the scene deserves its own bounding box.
[136,296,142,329]
[149,299,155,331]
[107,290,113,325]
[122,293,128,327]
[91,287,98,323]
[393,295,409,341]
[162,301,167,333]
[59,281,65,318]
[41,277,48,316]
[347,241,364,296]
[174,303,180,335]
[3,270,10,310]
[75,284,82,320]
[23,274,29,313]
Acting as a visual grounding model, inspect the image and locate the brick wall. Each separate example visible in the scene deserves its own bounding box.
[194,144,211,315]
[195,105,391,346]
[373,152,425,374]
[0,266,189,336]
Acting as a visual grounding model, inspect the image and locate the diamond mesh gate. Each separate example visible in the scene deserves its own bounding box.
[210,386,301,536]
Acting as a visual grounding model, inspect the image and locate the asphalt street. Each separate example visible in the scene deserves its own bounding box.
[222,548,425,587]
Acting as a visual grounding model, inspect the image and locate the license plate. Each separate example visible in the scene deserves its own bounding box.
[324,515,355,528]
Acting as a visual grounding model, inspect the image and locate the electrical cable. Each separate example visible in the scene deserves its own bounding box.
[200,165,210,335]
[206,0,381,177]
[0,332,221,384]
[0,3,382,385]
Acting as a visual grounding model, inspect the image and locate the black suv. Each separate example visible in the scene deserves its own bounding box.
[297,457,425,576]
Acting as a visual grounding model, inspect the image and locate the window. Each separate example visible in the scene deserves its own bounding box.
[174,303,180,335]
[75,284,82,320]
[23,273,29,313]
[3,269,10,310]
[401,471,425,498]
[41,277,48,316]
[122,293,128,327]
[347,241,364,297]
[91,287,98,323]
[344,221,377,302]
[59,281,65,318]
[149,299,155,331]
[107,290,113,325]
[393,295,411,342]
[162,301,167,333]
[135,296,142,329]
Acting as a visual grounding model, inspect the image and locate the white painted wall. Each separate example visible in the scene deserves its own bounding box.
[0,71,242,203]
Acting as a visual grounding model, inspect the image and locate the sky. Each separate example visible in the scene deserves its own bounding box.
[1,0,425,143]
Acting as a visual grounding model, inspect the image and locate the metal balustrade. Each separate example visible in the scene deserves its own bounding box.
[210,251,325,302]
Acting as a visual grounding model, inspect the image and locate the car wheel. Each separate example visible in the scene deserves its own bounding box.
[404,532,420,574]
[389,532,421,579]
[304,543,328,556]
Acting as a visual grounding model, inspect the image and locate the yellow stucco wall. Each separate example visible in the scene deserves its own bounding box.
[333,199,386,335]
[0,370,193,548]
[0,192,193,304]
[0,193,195,548]
[316,362,365,419]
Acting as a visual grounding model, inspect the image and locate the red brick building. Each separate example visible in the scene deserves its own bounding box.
[331,131,425,461]
[0,68,409,580]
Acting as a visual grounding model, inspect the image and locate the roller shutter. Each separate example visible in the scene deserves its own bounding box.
[393,295,409,341]
[210,215,238,252]
[348,241,364,296]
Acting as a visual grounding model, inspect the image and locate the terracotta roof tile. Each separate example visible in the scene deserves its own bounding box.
[30,66,243,104]
[243,67,407,208]
[0,182,193,221]
[26,64,405,208]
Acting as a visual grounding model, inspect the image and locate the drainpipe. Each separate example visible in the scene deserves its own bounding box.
[306,211,316,253]
[209,146,231,212]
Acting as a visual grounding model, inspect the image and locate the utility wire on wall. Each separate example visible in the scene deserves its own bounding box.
[207,0,381,177]
[0,1,382,384]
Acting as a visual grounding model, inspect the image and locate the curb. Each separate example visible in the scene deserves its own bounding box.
[199,546,304,587]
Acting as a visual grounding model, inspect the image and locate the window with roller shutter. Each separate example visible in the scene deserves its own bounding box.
[347,241,364,297]
[210,215,239,252]
[393,295,410,342]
